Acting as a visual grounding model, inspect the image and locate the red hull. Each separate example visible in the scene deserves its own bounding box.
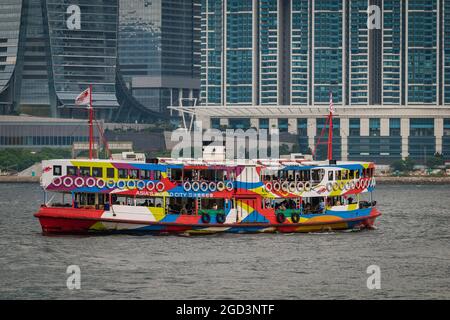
[35,206,381,235]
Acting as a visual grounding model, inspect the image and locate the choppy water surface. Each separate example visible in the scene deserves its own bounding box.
[0,183,449,299]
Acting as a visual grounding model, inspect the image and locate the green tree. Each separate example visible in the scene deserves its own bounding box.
[403,157,416,172]
[279,144,290,155]
[426,152,444,169]
[390,159,405,172]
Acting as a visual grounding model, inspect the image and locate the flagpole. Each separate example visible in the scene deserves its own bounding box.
[327,92,333,161]
[89,84,94,160]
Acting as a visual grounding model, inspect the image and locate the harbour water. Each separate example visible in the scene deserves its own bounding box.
[0,183,448,299]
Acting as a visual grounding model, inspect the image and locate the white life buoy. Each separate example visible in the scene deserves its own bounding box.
[63,177,73,188]
[200,181,209,192]
[96,179,106,189]
[53,177,63,187]
[281,181,289,192]
[136,180,146,190]
[106,180,116,189]
[183,181,192,192]
[217,181,226,192]
[333,182,339,191]
[296,182,305,192]
[273,181,281,192]
[127,180,136,189]
[345,181,351,190]
[355,180,361,189]
[86,177,96,188]
[265,182,273,192]
[289,182,296,193]
[326,182,333,192]
[191,181,200,192]
[209,181,217,192]
[339,181,345,190]
[350,180,356,189]
[304,181,311,192]
[156,181,165,192]
[146,181,155,191]
[226,181,234,192]
[74,177,84,188]
[117,180,126,190]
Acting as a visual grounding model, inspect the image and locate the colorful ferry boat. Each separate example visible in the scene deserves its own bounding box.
[35,153,380,234]
[34,89,381,235]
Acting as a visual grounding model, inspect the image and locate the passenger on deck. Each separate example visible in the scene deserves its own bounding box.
[212,203,218,210]
[318,199,325,213]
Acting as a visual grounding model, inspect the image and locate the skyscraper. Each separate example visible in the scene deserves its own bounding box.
[200,0,450,107]
[198,0,450,163]
[0,0,22,114]
[118,0,201,113]
[0,0,188,121]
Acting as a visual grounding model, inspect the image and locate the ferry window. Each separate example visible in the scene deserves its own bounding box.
[336,171,342,180]
[154,170,161,180]
[287,170,294,181]
[135,196,163,207]
[171,168,183,181]
[80,167,90,177]
[139,170,150,179]
[168,198,195,214]
[106,168,115,179]
[199,169,215,181]
[342,170,349,180]
[87,194,95,206]
[355,170,360,179]
[200,198,224,211]
[311,169,324,182]
[328,171,334,181]
[92,167,103,178]
[183,169,194,180]
[118,169,128,179]
[67,166,77,176]
[129,169,139,179]
[53,165,62,176]
[349,170,354,179]
[112,195,132,206]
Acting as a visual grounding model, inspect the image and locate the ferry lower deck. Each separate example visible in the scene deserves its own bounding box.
[35,190,381,235]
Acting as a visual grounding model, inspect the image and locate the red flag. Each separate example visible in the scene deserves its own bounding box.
[75,87,91,106]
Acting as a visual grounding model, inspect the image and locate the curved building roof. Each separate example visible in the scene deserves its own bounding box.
[0,0,22,94]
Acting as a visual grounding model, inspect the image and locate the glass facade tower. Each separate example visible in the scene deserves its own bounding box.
[312,0,344,104]
[119,0,201,113]
[43,0,120,119]
[406,0,438,104]
[0,0,22,114]
[200,0,450,107]
[382,0,402,104]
